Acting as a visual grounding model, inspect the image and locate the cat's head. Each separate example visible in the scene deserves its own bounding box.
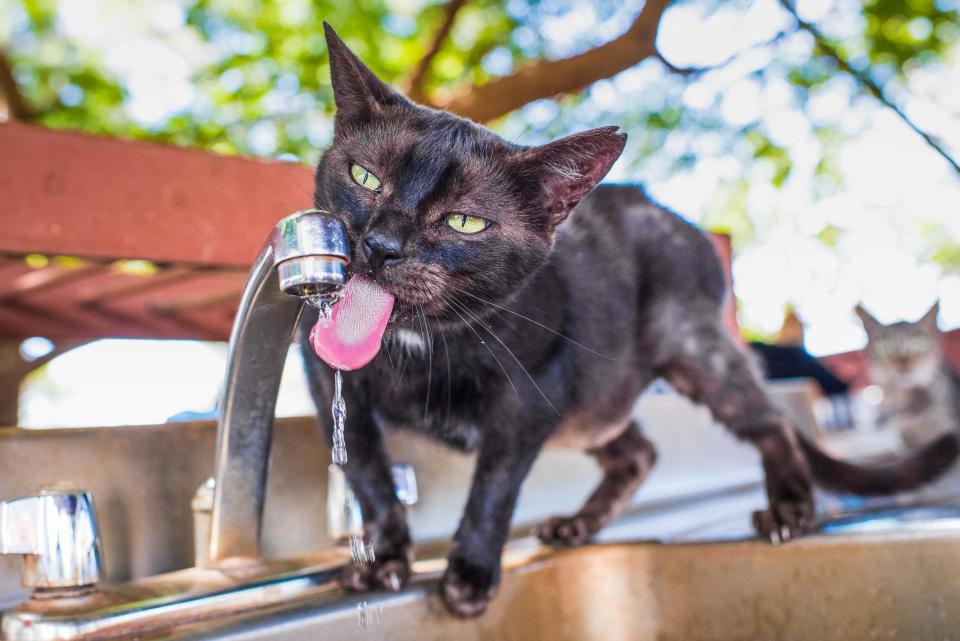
[856,302,941,387]
[314,24,625,326]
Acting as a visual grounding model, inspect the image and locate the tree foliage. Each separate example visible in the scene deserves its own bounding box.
[1,0,958,306]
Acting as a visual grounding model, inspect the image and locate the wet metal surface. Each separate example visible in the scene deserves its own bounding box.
[159,527,960,641]
[3,481,960,640]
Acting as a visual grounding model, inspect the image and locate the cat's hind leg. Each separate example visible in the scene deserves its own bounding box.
[656,306,814,542]
[538,421,657,546]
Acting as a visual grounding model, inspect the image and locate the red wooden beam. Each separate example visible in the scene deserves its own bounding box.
[708,232,741,340]
[0,122,316,267]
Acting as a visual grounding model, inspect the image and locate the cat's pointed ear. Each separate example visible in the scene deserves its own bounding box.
[519,127,627,232]
[919,300,940,332]
[324,22,410,125]
[855,305,883,334]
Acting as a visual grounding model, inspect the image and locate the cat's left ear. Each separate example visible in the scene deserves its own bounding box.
[919,300,940,332]
[519,127,627,232]
[855,304,883,335]
[324,22,410,125]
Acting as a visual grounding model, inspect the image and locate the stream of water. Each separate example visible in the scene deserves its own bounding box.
[331,370,348,466]
[308,291,384,626]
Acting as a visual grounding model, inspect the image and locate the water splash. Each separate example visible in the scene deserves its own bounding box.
[349,534,376,565]
[306,291,340,320]
[357,601,383,628]
[331,370,347,465]
[387,571,401,592]
[324,347,387,619]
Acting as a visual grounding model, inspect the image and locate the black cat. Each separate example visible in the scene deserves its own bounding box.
[301,24,958,618]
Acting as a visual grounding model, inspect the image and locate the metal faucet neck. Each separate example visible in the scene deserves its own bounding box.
[208,210,349,563]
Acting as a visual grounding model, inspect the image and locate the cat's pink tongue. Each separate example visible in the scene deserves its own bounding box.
[309,275,395,371]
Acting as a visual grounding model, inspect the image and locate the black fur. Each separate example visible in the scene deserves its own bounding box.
[301,25,958,618]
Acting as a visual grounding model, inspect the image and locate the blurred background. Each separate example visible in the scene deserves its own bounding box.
[0,0,958,428]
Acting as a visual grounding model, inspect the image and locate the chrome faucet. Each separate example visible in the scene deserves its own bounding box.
[1,212,349,583]
[0,484,103,591]
[0,210,358,640]
[208,209,349,563]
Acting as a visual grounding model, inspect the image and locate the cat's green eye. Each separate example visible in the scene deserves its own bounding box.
[446,213,490,235]
[350,163,381,191]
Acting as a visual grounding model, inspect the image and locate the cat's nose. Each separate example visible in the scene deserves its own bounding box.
[362,232,404,270]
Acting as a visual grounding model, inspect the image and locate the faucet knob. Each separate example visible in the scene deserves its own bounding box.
[0,484,103,590]
[327,464,418,541]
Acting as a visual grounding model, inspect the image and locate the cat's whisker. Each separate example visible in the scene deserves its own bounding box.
[384,332,397,370]
[448,297,560,417]
[395,347,409,391]
[441,294,519,397]
[446,284,615,361]
[418,305,433,420]
[509,122,534,145]
[279,165,316,201]
[438,324,453,427]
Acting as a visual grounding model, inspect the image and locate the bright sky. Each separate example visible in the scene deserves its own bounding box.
[10,0,960,427]
[648,0,960,354]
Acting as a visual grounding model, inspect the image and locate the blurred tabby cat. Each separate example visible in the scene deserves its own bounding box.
[857,302,960,448]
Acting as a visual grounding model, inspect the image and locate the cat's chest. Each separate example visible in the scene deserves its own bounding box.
[372,403,483,451]
[882,376,960,443]
[365,356,489,451]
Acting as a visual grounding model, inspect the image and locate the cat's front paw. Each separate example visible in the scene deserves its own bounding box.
[754,475,814,543]
[753,499,813,543]
[537,515,593,546]
[341,554,411,593]
[440,557,499,618]
[755,436,815,543]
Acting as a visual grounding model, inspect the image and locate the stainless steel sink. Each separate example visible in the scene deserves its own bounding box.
[156,526,960,641]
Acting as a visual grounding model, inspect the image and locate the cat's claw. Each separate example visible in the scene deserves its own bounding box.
[440,557,498,618]
[341,556,411,593]
[752,497,814,544]
[537,515,593,546]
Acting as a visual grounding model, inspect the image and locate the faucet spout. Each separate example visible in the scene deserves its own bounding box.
[208,210,349,563]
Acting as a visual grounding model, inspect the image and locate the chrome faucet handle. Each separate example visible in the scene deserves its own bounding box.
[0,484,103,590]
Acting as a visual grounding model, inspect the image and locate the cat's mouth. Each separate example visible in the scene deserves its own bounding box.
[308,268,454,370]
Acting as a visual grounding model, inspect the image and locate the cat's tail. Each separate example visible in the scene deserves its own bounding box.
[798,432,959,496]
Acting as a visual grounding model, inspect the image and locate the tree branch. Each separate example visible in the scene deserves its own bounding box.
[405,0,469,103]
[778,0,960,176]
[430,0,674,123]
[655,29,793,76]
[0,48,34,121]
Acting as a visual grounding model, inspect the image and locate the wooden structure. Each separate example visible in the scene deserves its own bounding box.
[0,121,314,340]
